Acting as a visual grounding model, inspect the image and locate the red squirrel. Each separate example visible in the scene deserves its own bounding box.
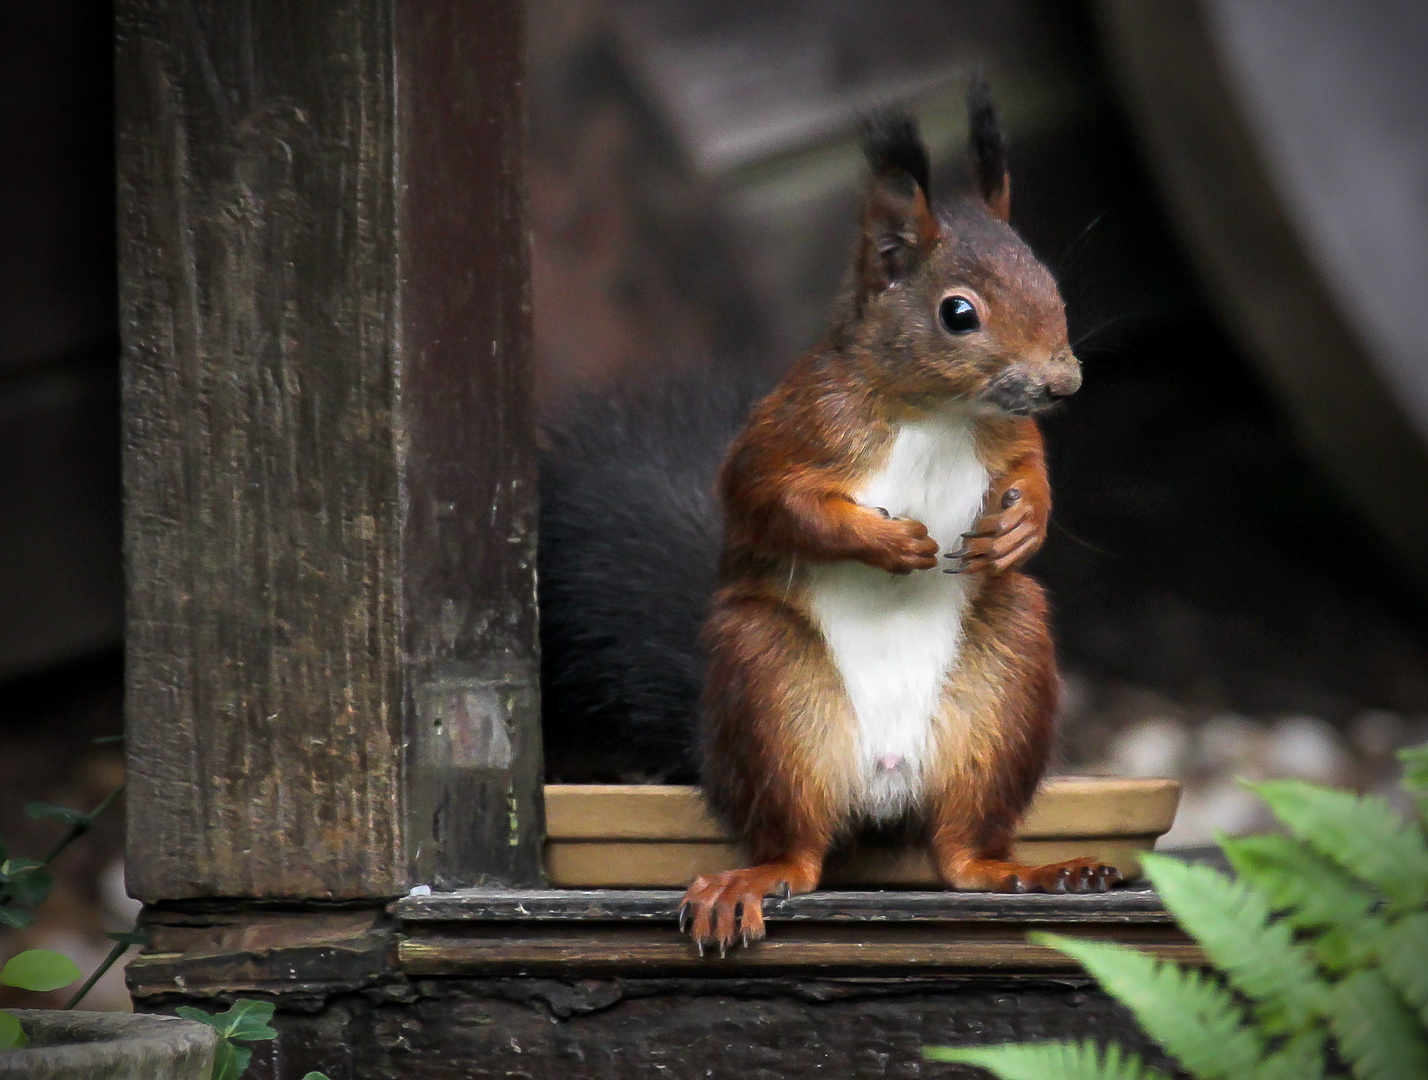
[680,79,1118,953]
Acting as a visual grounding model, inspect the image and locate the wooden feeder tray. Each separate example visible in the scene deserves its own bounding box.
[543,776,1180,888]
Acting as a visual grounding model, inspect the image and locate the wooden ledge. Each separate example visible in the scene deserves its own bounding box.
[395,887,1199,975]
[395,886,1175,923]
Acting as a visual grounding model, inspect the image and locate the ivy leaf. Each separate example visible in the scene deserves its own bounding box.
[1250,780,1428,913]
[1031,933,1263,1079]
[23,802,89,826]
[0,1009,26,1051]
[1377,912,1428,1025]
[1328,969,1428,1080]
[218,999,277,1042]
[106,927,150,948]
[212,1037,252,1080]
[0,949,82,992]
[0,907,35,930]
[178,999,277,1043]
[925,1039,1171,1080]
[1141,854,1329,1032]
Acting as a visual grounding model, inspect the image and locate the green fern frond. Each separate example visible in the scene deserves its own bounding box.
[1249,1030,1326,1080]
[1250,780,1428,912]
[1328,969,1428,1080]
[1401,743,1428,820]
[1377,912,1428,1025]
[1031,933,1263,1079]
[925,1039,1171,1080]
[1140,854,1328,1032]
[1219,833,1376,928]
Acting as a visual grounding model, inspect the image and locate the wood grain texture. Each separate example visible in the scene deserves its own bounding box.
[396,886,1175,923]
[543,778,1181,840]
[397,923,1202,973]
[117,0,540,901]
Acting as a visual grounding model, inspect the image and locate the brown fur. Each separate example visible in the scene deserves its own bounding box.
[683,92,1116,954]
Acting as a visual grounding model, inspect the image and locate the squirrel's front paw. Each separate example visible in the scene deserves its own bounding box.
[944,485,1044,575]
[864,514,938,574]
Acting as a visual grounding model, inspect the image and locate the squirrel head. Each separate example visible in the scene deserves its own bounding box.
[847,78,1079,417]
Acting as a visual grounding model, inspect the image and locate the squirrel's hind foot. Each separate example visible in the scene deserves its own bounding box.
[941,854,1121,894]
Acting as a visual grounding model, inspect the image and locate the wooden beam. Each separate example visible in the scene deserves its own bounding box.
[117,0,542,902]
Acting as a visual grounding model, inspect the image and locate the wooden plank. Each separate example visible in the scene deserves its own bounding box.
[397,923,1201,974]
[127,908,391,1005]
[117,0,540,902]
[544,778,1180,841]
[396,887,1175,923]
[542,837,1161,888]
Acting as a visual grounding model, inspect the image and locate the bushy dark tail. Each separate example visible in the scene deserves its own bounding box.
[537,367,768,781]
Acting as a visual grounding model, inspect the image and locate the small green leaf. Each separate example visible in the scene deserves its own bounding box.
[1328,969,1428,1080]
[212,1037,252,1080]
[1251,779,1428,912]
[300,1073,331,1080]
[0,1009,26,1051]
[1,857,44,875]
[0,949,82,992]
[1141,854,1329,1032]
[24,802,89,826]
[925,1039,1170,1080]
[3,866,55,908]
[1032,933,1263,1079]
[218,999,277,1042]
[106,928,151,948]
[0,907,35,930]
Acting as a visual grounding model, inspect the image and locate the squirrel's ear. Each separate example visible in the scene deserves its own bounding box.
[857,111,940,301]
[967,75,1010,222]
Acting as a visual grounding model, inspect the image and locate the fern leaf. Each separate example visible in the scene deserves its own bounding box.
[1377,912,1428,1025]
[1328,969,1428,1080]
[1031,933,1263,1079]
[1219,833,1376,928]
[925,1039,1171,1080]
[1250,1031,1326,1080]
[1401,743,1428,820]
[1140,854,1328,1032]
[1250,780,1428,912]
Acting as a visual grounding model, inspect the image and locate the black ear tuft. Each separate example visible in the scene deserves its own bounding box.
[860,109,931,197]
[966,73,1009,213]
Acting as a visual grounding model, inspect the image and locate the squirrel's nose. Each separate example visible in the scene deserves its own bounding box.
[1045,358,1082,398]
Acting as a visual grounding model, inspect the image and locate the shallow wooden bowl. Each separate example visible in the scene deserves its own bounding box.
[543,776,1181,888]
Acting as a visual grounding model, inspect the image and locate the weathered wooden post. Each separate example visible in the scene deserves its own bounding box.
[118,0,542,904]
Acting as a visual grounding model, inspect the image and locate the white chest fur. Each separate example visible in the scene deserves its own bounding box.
[805,408,989,820]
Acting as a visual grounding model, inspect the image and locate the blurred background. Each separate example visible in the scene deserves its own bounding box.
[3,0,1426,1009]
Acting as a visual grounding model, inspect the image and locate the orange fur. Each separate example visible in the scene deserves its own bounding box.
[684,93,1114,954]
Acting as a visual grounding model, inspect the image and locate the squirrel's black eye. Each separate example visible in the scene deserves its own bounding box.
[939,295,980,334]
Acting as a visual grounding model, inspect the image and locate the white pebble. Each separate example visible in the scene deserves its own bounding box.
[1108,717,1191,778]
[1267,716,1351,785]
[1195,714,1267,774]
[1350,710,1405,759]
